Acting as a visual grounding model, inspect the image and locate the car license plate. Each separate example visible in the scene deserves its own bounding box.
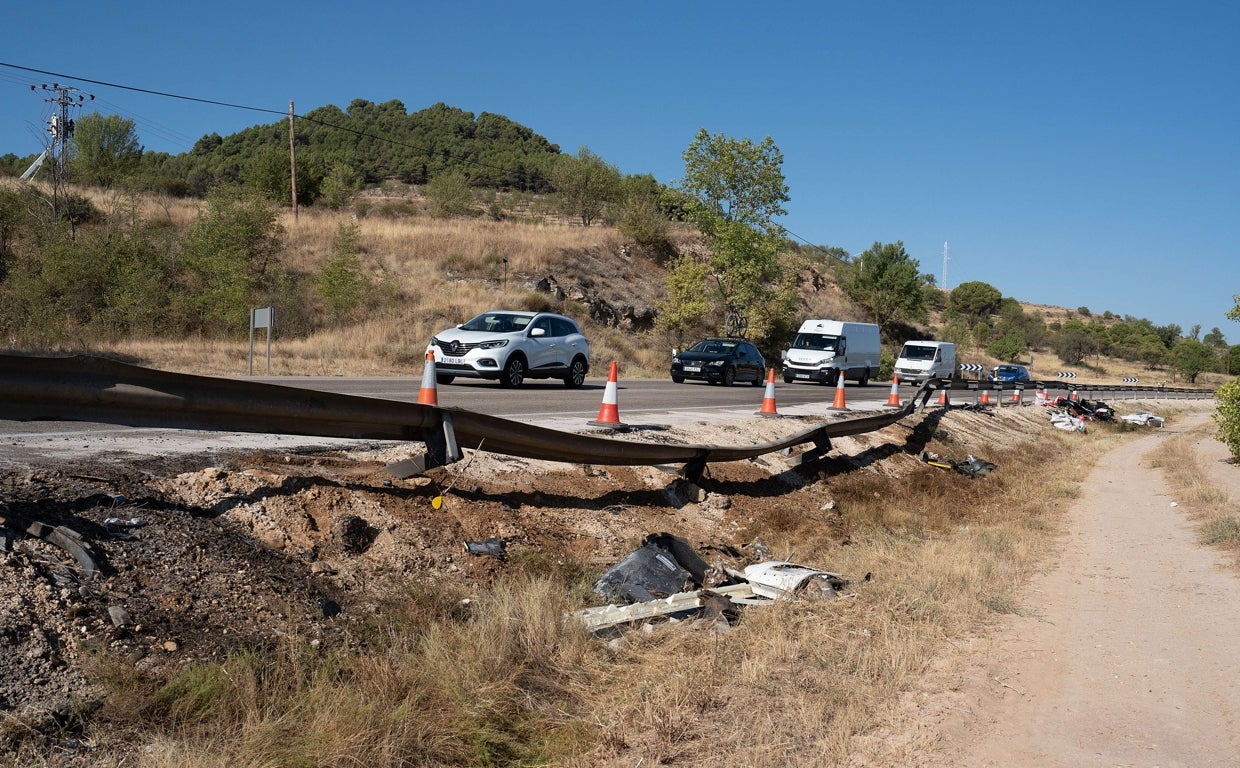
[796,373,811,379]
[441,357,464,365]
[684,366,701,373]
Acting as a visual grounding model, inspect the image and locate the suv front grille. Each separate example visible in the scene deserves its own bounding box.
[432,339,480,356]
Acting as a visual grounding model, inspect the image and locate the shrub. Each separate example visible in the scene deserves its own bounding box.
[1214,379,1240,462]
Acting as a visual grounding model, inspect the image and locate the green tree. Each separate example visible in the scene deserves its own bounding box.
[679,128,789,229]
[665,129,795,346]
[986,333,1025,362]
[319,163,362,210]
[550,147,620,227]
[318,222,371,324]
[425,171,473,218]
[947,281,1003,319]
[841,241,926,338]
[71,113,142,188]
[1172,338,1217,383]
[173,186,284,335]
[1052,319,1098,365]
[1228,295,1240,322]
[1216,379,1240,462]
[655,253,713,338]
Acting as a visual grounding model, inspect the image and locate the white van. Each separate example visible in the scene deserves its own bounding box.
[894,341,956,385]
[781,320,882,386]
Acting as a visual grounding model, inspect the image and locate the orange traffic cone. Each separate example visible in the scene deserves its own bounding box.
[884,374,901,407]
[1069,388,1079,402]
[1010,386,1022,405]
[588,361,627,427]
[755,368,782,417]
[979,386,991,406]
[938,383,951,407]
[418,349,439,406]
[829,372,848,411]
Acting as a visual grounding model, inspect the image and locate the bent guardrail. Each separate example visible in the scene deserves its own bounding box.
[0,354,937,481]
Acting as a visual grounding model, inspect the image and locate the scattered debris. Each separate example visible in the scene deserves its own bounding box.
[463,537,507,560]
[592,532,715,604]
[1121,411,1166,427]
[920,451,998,478]
[1050,412,1088,432]
[575,534,860,633]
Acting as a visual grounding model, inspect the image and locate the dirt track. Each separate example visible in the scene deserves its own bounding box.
[923,412,1240,767]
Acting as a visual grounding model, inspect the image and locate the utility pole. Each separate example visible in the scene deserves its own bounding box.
[941,241,950,290]
[31,83,93,218]
[288,100,298,222]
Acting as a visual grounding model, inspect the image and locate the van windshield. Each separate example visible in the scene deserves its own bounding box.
[791,333,838,352]
[899,344,937,361]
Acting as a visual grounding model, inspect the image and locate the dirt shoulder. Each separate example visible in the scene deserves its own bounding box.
[916,412,1240,767]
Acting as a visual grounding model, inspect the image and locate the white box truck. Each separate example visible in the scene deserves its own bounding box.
[781,319,882,386]
[894,340,956,385]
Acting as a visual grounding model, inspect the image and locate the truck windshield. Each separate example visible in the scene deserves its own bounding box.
[899,345,937,361]
[791,333,838,352]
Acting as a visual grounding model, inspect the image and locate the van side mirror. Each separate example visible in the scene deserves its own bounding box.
[780,349,788,361]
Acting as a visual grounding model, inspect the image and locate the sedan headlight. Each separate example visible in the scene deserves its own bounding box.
[707,360,725,367]
[478,340,509,350]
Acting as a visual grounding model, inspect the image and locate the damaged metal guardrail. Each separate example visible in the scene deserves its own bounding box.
[0,354,938,481]
[924,378,1212,404]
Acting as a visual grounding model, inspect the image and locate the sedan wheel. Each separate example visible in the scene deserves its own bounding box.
[499,356,525,388]
[672,375,685,384]
[722,366,735,387]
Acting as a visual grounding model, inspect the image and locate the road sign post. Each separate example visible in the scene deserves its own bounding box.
[249,306,275,376]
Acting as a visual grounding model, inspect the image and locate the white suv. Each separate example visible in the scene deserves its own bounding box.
[428,311,590,388]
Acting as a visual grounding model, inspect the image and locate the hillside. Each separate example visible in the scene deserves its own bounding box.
[0,180,1225,388]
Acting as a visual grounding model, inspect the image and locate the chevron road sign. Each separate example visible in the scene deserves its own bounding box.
[959,363,984,373]
[1122,377,1140,383]
[1056,372,1077,379]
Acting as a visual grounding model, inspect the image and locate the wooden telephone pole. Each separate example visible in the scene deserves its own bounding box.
[288,100,298,221]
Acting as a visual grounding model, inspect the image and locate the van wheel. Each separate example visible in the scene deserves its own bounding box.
[858,369,869,387]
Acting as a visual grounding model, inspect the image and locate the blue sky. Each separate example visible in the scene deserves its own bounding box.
[2,1,1237,337]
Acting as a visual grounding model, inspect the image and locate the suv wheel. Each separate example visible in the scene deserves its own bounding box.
[563,357,587,388]
[499,355,526,388]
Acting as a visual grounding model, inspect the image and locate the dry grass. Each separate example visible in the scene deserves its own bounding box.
[69,411,1136,767]
[1148,424,1240,557]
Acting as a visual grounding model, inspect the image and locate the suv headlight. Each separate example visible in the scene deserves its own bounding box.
[707,360,725,367]
[478,340,508,350]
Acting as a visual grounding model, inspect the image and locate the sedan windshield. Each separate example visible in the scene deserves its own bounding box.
[689,340,738,355]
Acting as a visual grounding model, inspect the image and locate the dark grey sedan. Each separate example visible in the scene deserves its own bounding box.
[671,338,767,386]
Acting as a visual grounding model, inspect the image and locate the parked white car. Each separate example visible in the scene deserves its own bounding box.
[428,311,590,388]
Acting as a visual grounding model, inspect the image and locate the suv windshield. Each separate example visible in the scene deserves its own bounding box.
[791,333,838,352]
[460,313,532,333]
